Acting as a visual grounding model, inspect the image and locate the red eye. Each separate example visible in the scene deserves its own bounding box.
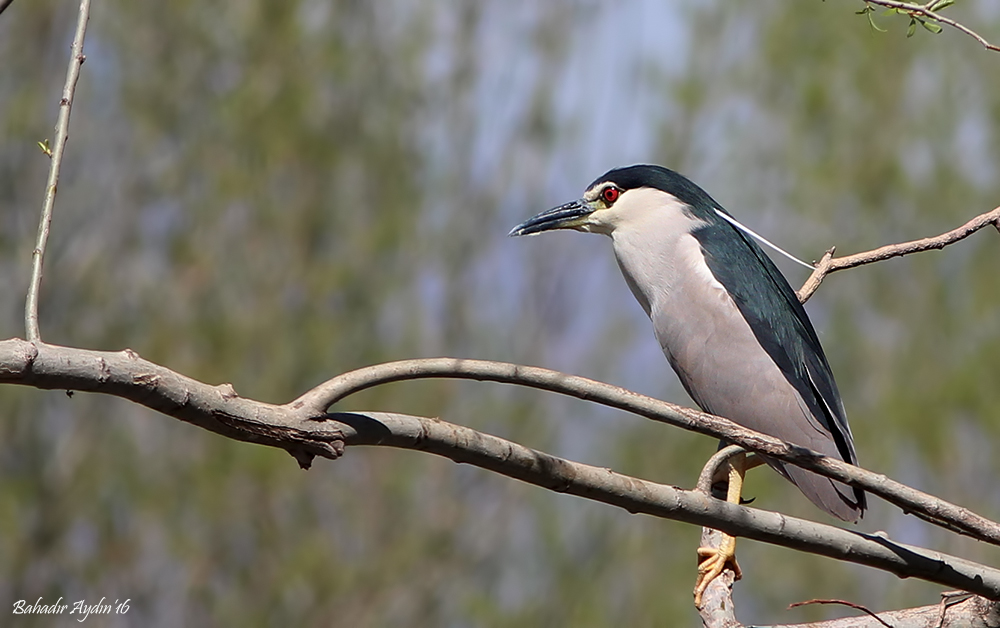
[602,186,620,204]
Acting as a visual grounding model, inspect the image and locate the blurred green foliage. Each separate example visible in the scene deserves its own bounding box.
[1,1,999,625]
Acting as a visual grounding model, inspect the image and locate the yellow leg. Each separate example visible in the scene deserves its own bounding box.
[694,454,746,607]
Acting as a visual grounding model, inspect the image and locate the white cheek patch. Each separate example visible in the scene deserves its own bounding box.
[599,188,702,233]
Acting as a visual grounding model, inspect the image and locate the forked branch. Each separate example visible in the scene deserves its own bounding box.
[0,337,999,600]
[798,205,1000,302]
[292,356,1000,548]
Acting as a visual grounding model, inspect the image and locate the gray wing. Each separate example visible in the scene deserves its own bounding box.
[688,218,865,520]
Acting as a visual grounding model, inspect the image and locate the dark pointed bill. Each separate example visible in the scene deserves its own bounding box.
[508,200,594,237]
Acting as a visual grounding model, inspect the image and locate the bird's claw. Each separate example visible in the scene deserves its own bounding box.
[693,539,742,607]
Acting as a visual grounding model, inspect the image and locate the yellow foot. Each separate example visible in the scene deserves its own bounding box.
[693,535,742,607]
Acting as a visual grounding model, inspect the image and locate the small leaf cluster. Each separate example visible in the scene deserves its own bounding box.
[856,1,951,38]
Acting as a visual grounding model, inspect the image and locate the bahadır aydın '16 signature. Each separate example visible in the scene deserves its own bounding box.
[12,596,130,622]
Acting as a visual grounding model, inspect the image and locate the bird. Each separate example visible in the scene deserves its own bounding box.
[509,164,865,605]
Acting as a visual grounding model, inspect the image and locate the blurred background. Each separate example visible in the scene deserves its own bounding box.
[2,1,999,625]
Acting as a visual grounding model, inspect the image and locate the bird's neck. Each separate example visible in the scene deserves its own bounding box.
[609,215,709,320]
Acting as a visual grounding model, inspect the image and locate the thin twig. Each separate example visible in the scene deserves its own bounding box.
[861,0,1000,52]
[0,0,16,17]
[798,206,1000,302]
[24,0,91,342]
[788,599,892,627]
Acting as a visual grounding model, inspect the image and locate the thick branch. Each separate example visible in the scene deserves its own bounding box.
[3,338,1000,598]
[703,593,1000,627]
[25,0,91,342]
[293,357,1000,547]
[703,584,1000,628]
[798,206,1000,302]
[0,338,344,466]
[697,527,741,627]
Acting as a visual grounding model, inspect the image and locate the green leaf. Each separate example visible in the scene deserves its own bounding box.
[907,18,917,38]
[921,20,943,34]
[866,10,887,33]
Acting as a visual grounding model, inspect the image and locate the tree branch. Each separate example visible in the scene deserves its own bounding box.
[2,337,999,600]
[261,412,1000,601]
[702,581,1000,628]
[787,599,893,627]
[24,0,91,342]
[697,527,741,627]
[0,339,345,466]
[291,356,1000,547]
[798,206,1000,302]
[859,0,1000,53]
[696,549,1000,627]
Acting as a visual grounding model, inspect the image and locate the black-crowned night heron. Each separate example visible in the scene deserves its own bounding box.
[510,164,865,605]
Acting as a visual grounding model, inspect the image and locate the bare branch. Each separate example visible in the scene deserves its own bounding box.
[698,550,1000,628]
[316,412,1000,599]
[25,0,91,342]
[798,248,836,303]
[293,356,1000,547]
[0,339,345,465]
[774,595,1000,627]
[0,0,16,18]
[798,206,1000,302]
[860,0,1000,53]
[697,527,741,628]
[700,566,999,627]
[696,444,749,494]
[788,599,892,627]
[704,590,1000,627]
[2,338,1000,599]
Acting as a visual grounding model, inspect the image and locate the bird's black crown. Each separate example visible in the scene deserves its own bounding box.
[590,164,721,221]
